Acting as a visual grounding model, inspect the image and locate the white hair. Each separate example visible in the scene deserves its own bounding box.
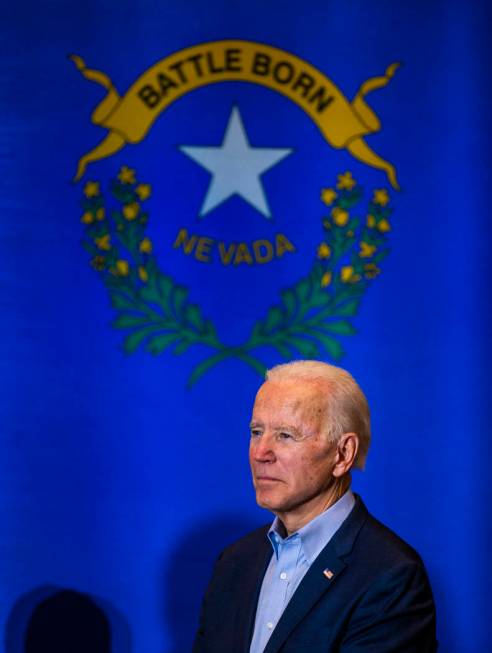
[265,360,371,469]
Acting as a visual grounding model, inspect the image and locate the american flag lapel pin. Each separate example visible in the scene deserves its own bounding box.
[323,568,334,580]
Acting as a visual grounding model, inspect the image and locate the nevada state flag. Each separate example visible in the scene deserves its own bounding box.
[2,2,491,652]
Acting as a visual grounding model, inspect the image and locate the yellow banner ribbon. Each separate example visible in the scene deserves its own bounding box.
[72,40,399,188]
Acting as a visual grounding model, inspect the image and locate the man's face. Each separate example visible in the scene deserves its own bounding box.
[249,379,337,521]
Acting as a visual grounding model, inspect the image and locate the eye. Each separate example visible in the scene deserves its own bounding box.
[250,428,262,438]
[278,432,293,441]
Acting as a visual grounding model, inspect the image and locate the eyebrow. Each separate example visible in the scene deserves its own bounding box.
[249,422,303,438]
[275,425,302,438]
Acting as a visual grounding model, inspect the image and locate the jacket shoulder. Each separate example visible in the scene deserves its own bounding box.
[356,511,426,567]
[218,523,270,564]
[337,496,427,569]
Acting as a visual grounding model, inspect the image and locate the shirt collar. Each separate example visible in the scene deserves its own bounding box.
[267,489,355,564]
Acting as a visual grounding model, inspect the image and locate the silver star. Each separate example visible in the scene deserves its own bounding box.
[179,106,292,218]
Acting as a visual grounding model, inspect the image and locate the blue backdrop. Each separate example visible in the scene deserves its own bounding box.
[2,1,491,651]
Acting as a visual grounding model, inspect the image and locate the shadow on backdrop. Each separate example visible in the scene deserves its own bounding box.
[163,514,263,653]
[5,585,132,653]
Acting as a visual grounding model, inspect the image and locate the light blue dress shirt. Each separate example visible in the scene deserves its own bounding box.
[249,490,355,653]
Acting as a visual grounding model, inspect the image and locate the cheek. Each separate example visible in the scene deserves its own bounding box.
[283,454,315,484]
[297,450,333,483]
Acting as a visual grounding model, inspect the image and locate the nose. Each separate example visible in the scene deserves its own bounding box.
[251,433,276,463]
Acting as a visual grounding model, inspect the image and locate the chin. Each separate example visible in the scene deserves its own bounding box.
[255,491,285,513]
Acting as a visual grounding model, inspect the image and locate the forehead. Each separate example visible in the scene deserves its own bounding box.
[252,379,327,425]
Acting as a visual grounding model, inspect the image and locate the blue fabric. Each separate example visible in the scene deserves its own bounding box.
[250,490,355,653]
[2,2,492,652]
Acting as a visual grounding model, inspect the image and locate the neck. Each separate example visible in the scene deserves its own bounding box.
[277,475,351,536]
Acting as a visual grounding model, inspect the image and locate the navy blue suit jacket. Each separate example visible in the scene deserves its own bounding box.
[193,496,437,652]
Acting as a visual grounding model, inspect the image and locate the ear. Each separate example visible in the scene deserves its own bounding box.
[332,433,359,477]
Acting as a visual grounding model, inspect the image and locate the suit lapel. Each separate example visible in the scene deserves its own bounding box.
[262,544,346,653]
[263,496,369,653]
[234,531,273,653]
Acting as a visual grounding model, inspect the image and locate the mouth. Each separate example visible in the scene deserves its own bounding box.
[255,476,282,483]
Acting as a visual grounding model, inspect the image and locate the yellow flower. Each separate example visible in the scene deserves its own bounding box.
[123,202,140,221]
[90,255,105,271]
[135,183,151,201]
[366,214,376,228]
[83,181,100,198]
[118,166,136,185]
[336,171,356,190]
[331,207,349,227]
[139,237,152,254]
[341,265,360,283]
[341,266,354,282]
[377,218,391,232]
[359,242,377,258]
[138,266,148,282]
[96,207,105,221]
[95,234,111,251]
[115,259,129,276]
[321,271,332,287]
[321,188,337,206]
[317,243,331,259]
[373,188,390,206]
[81,211,94,224]
[364,263,381,279]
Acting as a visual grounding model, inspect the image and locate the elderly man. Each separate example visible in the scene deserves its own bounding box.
[193,361,437,652]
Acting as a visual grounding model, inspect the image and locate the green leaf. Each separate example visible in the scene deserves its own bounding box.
[146,332,181,355]
[111,293,137,311]
[249,321,263,341]
[172,285,188,318]
[187,350,231,388]
[339,191,362,209]
[140,284,161,305]
[126,222,143,253]
[185,304,204,332]
[105,274,127,292]
[157,275,173,299]
[174,340,192,355]
[111,183,134,204]
[308,289,330,309]
[372,250,389,264]
[295,278,310,303]
[116,229,131,251]
[271,342,292,358]
[347,217,360,231]
[123,326,159,354]
[310,331,344,359]
[204,319,217,337]
[264,307,284,333]
[322,320,356,335]
[285,335,320,358]
[281,289,297,317]
[335,300,360,317]
[113,313,151,329]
